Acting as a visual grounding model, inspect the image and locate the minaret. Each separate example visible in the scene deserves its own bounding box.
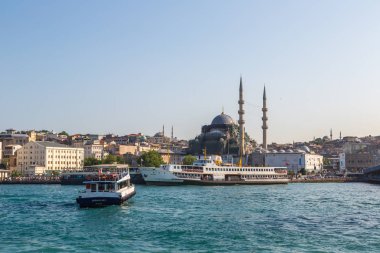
[262,86,268,149]
[340,131,342,140]
[171,126,174,141]
[238,76,245,156]
[162,125,165,137]
[330,129,333,140]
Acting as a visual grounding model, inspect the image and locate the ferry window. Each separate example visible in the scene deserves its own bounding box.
[98,184,105,192]
[91,184,96,192]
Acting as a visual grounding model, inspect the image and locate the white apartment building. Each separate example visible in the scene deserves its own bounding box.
[17,141,84,175]
[265,152,323,173]
[84,143,106,160]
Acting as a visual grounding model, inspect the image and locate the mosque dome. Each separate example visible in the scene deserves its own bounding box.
[154,132,164,137]
[211,112,234,125]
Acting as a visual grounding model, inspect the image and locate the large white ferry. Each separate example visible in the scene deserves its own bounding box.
[76,170,136,208]
[140,159,289,185]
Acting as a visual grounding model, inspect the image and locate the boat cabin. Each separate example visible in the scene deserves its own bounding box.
[193,159,215,166]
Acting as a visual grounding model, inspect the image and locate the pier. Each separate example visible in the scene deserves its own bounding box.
[0,177,60,184]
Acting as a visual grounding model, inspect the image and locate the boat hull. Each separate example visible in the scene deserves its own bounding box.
[145,181,184,186]
[183,179,289,186]
[76,189,136,208]
[145,179,289,186]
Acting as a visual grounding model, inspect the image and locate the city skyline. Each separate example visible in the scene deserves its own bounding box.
[1,1,380,143]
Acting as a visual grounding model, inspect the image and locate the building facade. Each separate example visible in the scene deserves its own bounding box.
[345,153,376,172]
[265,152,323,173]
[84,142,106,160]
[17,141,84,175]
[3,145,22,159]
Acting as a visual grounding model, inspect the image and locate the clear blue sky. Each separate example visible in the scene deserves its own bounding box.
[1,0,380,143]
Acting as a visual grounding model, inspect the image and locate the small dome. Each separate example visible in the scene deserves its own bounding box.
[211,112,234,125]
[204,130,226,140]
[301,146,311,153]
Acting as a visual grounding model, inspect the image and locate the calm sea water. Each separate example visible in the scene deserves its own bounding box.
[0,183,379,252]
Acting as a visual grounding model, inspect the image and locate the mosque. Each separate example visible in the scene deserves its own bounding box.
[189,77,268,157]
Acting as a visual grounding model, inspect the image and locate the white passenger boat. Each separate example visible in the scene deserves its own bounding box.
[140,159,289,185]
[76,170,136,208]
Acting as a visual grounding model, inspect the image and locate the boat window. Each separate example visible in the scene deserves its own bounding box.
[91,184,96,192]
[98,183,105,192]
[108,183,114,191]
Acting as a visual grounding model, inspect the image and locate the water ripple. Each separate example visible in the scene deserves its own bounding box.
[0,183,379,252]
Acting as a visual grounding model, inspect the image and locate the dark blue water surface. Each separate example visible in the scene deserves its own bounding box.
[0,183,379,252]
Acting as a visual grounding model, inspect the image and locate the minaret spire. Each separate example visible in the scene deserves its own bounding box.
[171,125,174,141]
[330,129,333,140]
[238,76,245,156]
[262,85,268,149]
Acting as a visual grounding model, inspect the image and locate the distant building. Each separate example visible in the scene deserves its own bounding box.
[84,141,106,160]
[118,145,138,156]
[0,132,29,147]
[3,145,22,159]
[158,149,185,164]
[16,141,84,175]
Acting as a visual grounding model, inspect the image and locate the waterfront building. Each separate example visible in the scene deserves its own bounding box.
[0,169,10,180]
[0,142,2,162]
[264,151,323,173]
[345,153,377,173]
[16,141,84,175]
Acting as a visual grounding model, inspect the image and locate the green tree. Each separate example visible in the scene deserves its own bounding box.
[51,170,60,176]
[84,157,101,166]
[182,155,196,165]
[101,155,125,164]
[58,131,69,136]
[11,170,22,177]
[137,151,164,167]
[299,168,307,175]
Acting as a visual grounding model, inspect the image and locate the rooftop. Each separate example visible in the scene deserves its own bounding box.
[36,141,70,148]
